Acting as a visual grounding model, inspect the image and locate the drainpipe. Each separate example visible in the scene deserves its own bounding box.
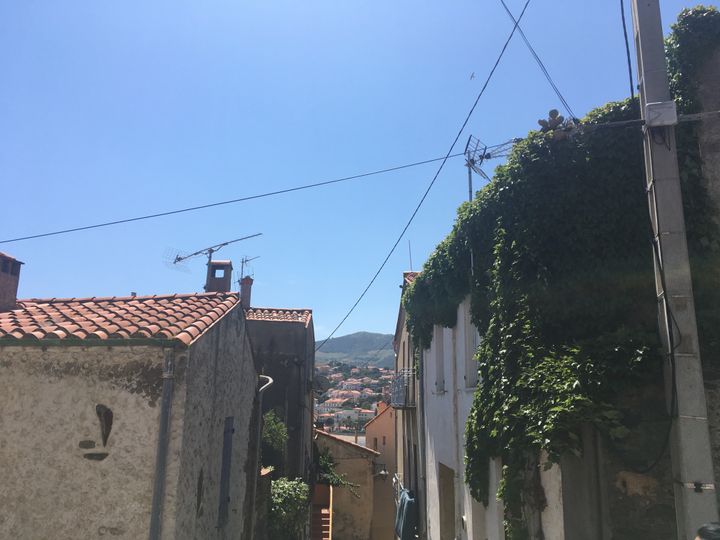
[149,350,176,540]
[247,375,274,539]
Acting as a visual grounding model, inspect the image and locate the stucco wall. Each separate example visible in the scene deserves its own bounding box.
[315,432,376,540]
[172,306,258,539]
[0,344,166,539]
[422,299,504,540]
[365,406,396,540]
[698,48,720,228]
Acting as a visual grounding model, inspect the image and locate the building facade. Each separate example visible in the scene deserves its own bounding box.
[0,254,262,539]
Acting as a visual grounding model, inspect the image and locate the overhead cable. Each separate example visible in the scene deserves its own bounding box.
[0,153,466,245]
[620,0,636,101]
[499,0,577,120]
[315,0,534,352]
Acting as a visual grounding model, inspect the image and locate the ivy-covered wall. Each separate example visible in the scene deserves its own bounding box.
[403,6,720,539]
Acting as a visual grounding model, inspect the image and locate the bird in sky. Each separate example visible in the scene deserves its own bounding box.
[470,72,475,80]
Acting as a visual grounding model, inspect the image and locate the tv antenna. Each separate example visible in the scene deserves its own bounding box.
[464,136,518,199]
[239,255,260,278]
[172,233,263,266]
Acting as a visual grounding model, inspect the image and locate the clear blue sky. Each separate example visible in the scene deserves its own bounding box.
[0,0,700,340]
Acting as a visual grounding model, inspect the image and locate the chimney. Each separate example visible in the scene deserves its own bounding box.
[0,252,23,311]
[205,260,233,293]
[240,276,253,307]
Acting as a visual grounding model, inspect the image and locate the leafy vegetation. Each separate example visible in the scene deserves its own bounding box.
[262,410,288,473]
[269,477,310,540]
[317,447,360,497]
[402,7,720,538]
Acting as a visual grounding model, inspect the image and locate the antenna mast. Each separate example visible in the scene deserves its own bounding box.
[173,233,262,266]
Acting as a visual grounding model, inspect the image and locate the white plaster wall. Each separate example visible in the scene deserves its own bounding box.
[172,307,258,540]
[423,324,455,540]
[539,455,565,540]
[0,344,166,539]
[423,298,504,540]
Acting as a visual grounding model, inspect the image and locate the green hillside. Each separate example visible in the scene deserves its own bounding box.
[315,331,394,368]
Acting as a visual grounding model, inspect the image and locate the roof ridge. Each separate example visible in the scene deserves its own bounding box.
[245,306,312,312]
[19,291,239,304]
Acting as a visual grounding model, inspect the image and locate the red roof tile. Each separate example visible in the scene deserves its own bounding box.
[245,307,312,326]
[0,292,240,345]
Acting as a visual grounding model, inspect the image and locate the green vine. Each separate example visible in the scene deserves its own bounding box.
[403,7,720,538]
[317,447,360,497]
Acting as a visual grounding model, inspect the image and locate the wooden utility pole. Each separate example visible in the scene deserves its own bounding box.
[630,1,719,536]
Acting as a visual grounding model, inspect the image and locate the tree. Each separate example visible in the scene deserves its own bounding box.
[269,478,309,540]
[262,410,288,473]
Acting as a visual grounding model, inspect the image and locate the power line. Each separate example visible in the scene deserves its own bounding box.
[620,0,636,100]
[0,153,465,245]
[315,0,533,352]
[499,0,577,120]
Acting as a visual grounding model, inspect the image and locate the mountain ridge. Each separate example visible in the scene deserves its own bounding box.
[315,331,394,368]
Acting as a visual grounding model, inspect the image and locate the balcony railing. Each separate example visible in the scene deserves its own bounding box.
[390,369,416,409]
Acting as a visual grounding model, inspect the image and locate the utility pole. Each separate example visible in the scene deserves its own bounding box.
[631,1,719,536]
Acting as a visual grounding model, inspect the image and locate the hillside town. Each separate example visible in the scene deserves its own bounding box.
[3,2,720,540]
[314,362,393,436]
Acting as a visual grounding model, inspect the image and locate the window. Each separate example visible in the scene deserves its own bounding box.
[382,435,386,446]
[373,437,378,451]
[217,417,234,528]
[434,326,445,392]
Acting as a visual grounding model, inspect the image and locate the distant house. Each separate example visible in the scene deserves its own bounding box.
[243,278,315,480]
[365,402,397,539]
[314,430,380,540]
[0,254,264,539]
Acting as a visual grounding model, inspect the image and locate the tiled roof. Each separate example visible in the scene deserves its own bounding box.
[0,292,240,346]
[245,307,312,326]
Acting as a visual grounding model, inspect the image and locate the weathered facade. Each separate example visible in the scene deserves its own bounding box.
[315,429,379,540]
[0,255,263,539]
[364,402,396,539]
[391,271,427,539]
[420,297,505,540]
[244,277,315,481]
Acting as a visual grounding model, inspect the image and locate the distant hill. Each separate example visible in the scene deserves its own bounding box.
[316,331,394,368]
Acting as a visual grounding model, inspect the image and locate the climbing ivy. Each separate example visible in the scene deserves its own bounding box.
[402,7,720,538]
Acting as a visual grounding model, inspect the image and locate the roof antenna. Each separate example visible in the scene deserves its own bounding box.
[237,255,260,288]
[408,240,413,272]
[172,233,262,289]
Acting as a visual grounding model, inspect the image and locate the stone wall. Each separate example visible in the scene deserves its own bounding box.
[171,306,258,539]
[0,344,166,539]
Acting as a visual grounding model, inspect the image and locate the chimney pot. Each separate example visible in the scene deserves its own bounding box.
[240,276,253,307]
[205,260,233,293]
[0,252,23,311]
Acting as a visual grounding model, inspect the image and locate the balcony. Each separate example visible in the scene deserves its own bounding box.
[390,369,416,409]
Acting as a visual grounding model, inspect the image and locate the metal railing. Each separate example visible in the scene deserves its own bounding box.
[390,368,416,409]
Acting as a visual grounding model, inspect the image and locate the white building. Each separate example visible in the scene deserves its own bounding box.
[421,298,505,540]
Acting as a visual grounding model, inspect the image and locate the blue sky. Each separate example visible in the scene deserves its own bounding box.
[0,0,700,340]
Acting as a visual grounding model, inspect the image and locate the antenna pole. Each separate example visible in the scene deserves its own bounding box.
[408,240,413,272]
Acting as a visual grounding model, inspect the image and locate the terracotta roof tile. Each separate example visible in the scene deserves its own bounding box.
[0,292,240,345]
[245,307,312,326]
